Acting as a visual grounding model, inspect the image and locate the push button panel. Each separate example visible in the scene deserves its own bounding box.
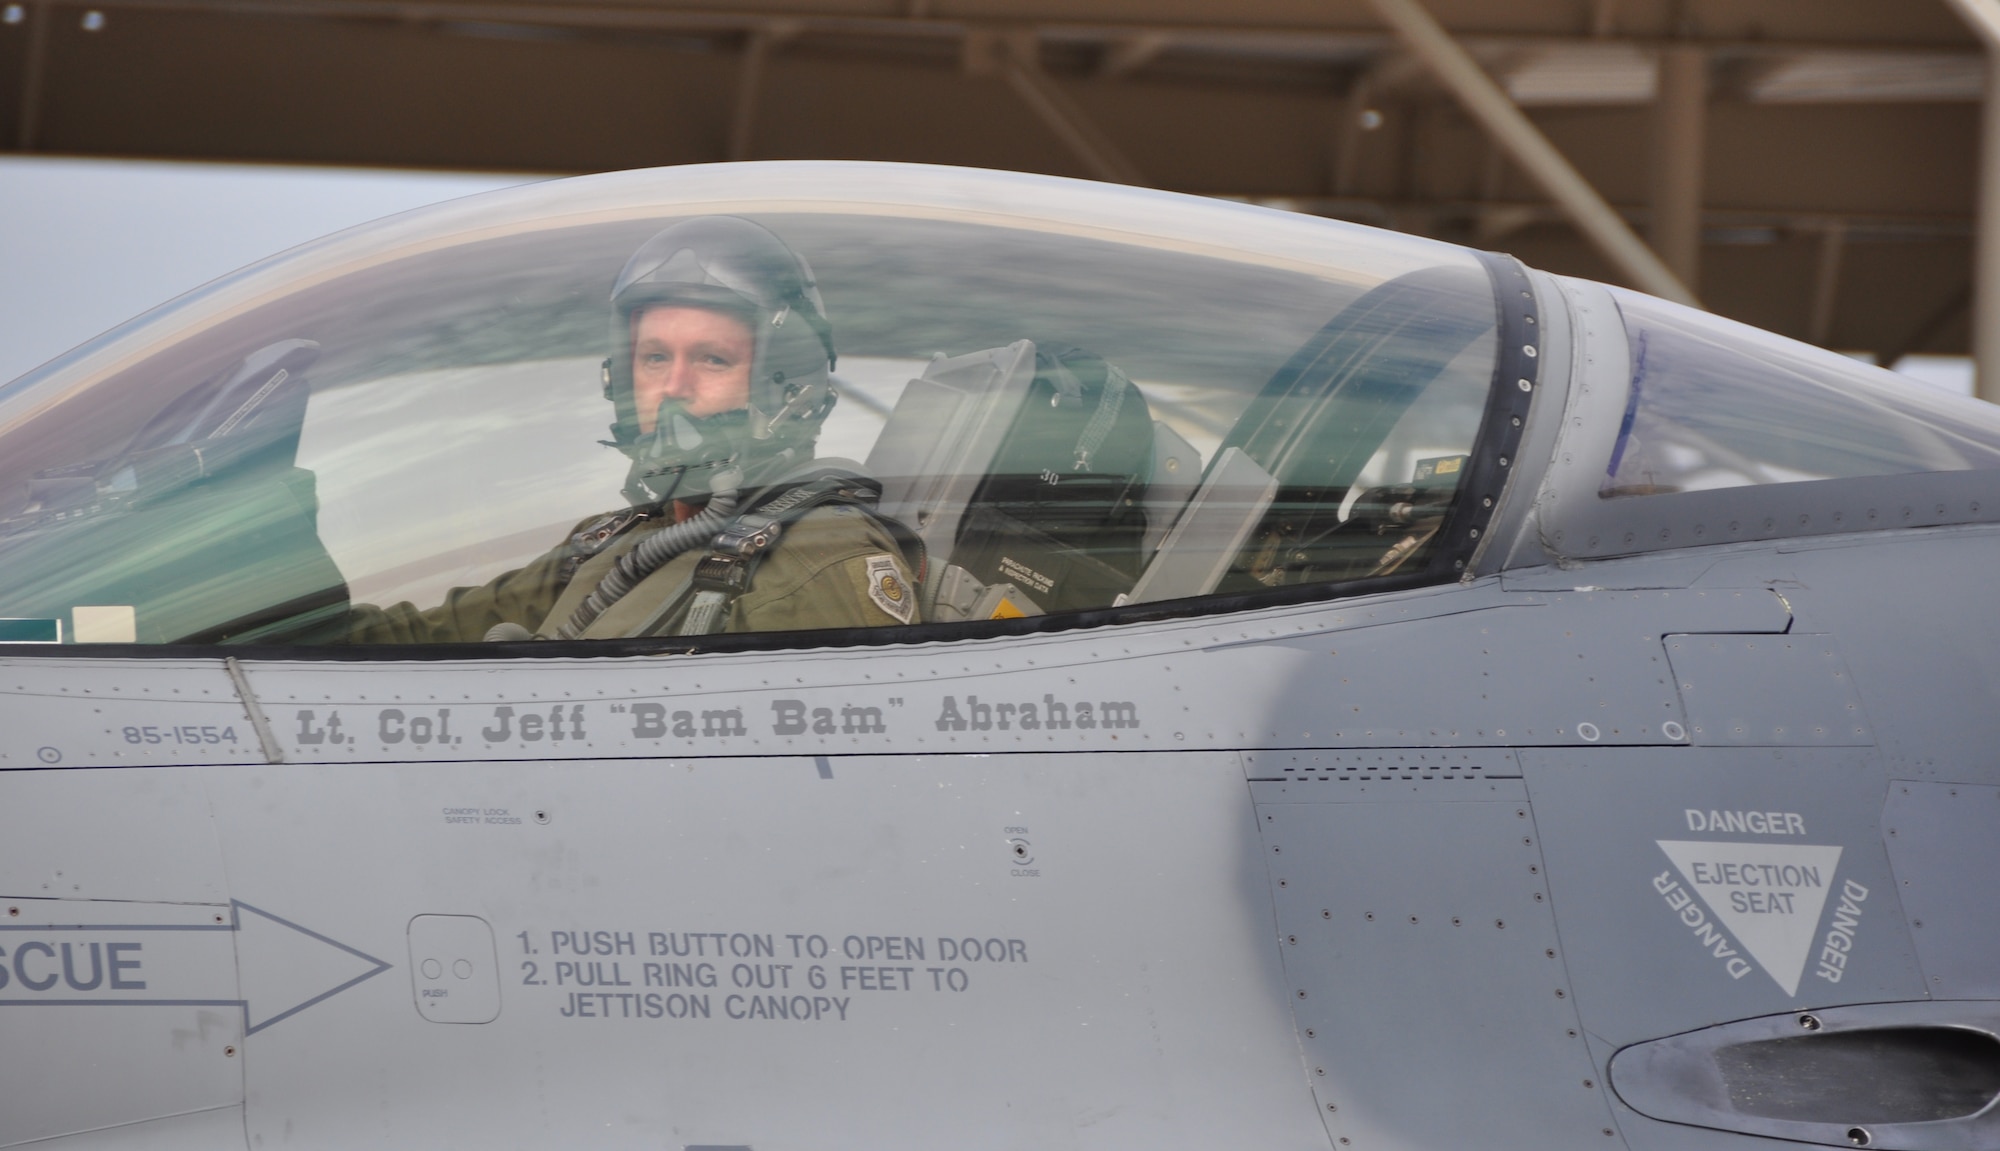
[408,914,500,1023]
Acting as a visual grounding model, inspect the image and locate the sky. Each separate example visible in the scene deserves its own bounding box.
[0,155,1974,396]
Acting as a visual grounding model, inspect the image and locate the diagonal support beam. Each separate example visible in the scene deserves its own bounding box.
[1947,0,2000,43]
[1360,0,1699,307]
[1940,0,2000,402]
[1876,281,1972,373]
[1098,31,1170,79]
[997,39,1146,186]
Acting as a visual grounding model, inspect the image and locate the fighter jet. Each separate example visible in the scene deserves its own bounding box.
[0,161,1996,1151]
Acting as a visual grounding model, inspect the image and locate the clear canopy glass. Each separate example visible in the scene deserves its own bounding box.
[1601,288,2000,498]
[0,165,1503,647]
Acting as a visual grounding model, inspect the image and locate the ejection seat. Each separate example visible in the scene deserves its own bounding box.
[863,340,1187,622]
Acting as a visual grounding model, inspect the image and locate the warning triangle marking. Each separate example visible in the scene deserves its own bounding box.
[1656,840,1843,996]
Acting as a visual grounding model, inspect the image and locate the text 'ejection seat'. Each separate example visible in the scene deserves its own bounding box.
[863,341,1165,621]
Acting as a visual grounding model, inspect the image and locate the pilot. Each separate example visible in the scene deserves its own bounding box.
[344,217,922,643]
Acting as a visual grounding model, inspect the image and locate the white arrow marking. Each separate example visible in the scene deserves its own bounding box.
[0,900,391,1034]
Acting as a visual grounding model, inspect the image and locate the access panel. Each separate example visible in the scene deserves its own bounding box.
[196,751,1331,1150]
[0,899,244,1149]
[1252,767,1621,1149]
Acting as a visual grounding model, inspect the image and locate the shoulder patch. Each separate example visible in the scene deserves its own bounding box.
[864,554,915,624]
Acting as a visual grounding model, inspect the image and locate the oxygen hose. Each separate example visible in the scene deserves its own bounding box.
[548,477,743,640]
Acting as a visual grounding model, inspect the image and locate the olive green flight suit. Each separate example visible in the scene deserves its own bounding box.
[344,503,919,644]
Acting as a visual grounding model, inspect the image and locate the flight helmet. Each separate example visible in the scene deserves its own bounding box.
[605,216,838,503]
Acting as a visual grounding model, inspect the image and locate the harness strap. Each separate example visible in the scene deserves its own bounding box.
[1040,348,1131,474]
[556,507,653,585]
[676,506,793,636]
[1072,363,1130,472]
[613,471,907,639]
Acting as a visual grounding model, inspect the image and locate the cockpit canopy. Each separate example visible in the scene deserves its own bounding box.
[1602,288,2000,498]
[0,163,1989,649]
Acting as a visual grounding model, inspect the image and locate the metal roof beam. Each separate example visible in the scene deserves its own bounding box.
[8,0,1980,61]
[727,21,798,163]
[1649,44,1708,288]
[13,1,52,151]
[1808,221,1846,347]
[727,30,771,162]
[1361,0,1700,307]
[983,34,1146,187]
[1941,0,2000,401]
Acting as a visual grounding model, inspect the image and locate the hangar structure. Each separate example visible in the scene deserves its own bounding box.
[1,0,1994,397]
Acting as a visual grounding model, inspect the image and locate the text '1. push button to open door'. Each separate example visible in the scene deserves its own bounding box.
[408,914,501,1023]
